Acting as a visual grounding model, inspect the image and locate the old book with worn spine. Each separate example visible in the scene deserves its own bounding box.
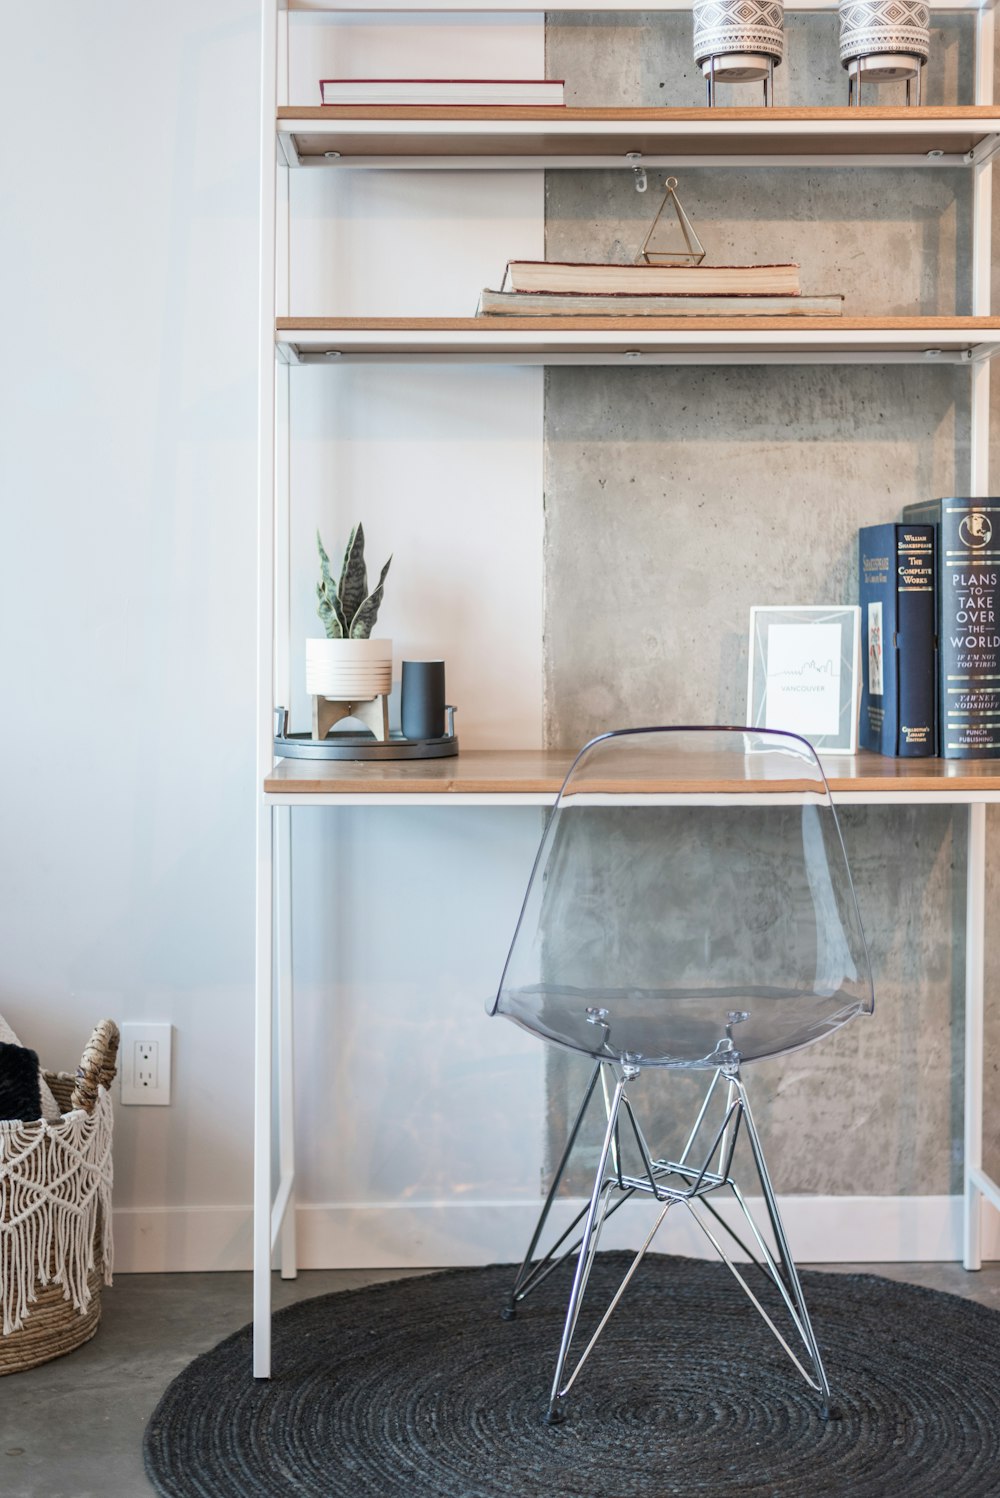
[500,261,802,296]
[477,288,843,317]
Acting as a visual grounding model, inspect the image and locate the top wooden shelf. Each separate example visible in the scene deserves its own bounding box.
[265,748,1000,803]
[277,107,1000,169]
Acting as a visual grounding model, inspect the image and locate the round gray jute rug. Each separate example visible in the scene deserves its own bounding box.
[143,1253,1000,1498]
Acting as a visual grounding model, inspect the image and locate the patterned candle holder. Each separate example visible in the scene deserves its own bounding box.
[838,0,930,104]
[692,0,785,107]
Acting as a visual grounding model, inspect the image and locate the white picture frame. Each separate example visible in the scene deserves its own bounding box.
[746,605,862,755]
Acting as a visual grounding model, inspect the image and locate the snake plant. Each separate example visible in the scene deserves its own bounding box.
[316,524,392,639]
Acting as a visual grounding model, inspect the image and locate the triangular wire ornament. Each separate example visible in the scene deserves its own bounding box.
[637,176,706,265]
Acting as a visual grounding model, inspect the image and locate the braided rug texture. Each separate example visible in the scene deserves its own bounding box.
[144,1253,1000,1498]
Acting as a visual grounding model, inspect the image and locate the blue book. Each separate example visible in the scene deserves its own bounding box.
[903,497,1000,759]
[859,523,936,757]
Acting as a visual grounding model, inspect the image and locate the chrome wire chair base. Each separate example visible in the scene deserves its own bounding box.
[503,1062,835,1427]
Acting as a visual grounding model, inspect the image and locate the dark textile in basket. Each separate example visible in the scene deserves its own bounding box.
[0,1042,42,1122]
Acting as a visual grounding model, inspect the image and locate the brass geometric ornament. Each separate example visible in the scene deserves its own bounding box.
[637,177,706,266]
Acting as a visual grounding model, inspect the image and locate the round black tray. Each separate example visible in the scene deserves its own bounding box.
[275,730,459,761]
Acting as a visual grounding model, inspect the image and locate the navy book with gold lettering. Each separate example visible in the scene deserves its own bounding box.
[859,522,936,757]
[903,497,1000,759]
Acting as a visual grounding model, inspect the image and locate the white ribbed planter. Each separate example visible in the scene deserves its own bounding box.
[306,637,393,700]
[692,0,784,82]
[839,0,929,81]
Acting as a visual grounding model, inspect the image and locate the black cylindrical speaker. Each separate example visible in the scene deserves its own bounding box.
[401,660,446,741]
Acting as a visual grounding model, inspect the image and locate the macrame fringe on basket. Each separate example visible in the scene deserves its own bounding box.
[0,1021,118,1374]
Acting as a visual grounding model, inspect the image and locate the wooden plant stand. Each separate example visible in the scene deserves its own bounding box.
[311,693,389,742]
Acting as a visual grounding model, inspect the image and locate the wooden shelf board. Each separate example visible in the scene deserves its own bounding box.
[277,106,1000,164]
[265,748,1000,798]
[276,316,1000,363]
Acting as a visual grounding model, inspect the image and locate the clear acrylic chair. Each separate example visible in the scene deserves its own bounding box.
[489,726,874,1426]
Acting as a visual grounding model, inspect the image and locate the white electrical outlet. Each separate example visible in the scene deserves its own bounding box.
[120,1023,172,1105]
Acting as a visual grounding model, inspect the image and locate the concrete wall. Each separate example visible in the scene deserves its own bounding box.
[546,10,974,107]
[542,13,1000,1196]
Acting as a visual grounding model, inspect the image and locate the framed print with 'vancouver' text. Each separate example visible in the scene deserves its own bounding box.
[746,605,861,755]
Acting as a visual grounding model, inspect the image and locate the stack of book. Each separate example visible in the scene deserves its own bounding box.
[319,79,566,106]
[477,261,844,318]
[859,497,1000,760]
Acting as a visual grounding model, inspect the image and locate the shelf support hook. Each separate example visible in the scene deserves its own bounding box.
[625,153,647,193]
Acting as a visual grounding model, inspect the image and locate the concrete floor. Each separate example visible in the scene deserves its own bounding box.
[2,1261,999,1498]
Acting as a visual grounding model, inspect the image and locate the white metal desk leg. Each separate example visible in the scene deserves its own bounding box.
[254,0,278,1380]
[964,802,986,1270]
[965,13,990,1268]
[254,800,275,1376]
[276,804,297,1278]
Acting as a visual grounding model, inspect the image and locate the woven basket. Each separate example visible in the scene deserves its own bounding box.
[0,1021,119,1374]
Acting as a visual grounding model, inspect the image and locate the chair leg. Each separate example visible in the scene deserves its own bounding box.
[511,1064,837,1426]
[545,1073,627,1425]
[504,1069,724,1320]
[732,1075,836,1418]
[502,1061,603,1319]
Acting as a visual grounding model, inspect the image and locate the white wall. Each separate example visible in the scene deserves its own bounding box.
[0,4,551,1269]
[1,1,262,1266]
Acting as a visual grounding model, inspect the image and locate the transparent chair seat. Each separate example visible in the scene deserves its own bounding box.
[489,727,874,1427]
[499,982,865,1069]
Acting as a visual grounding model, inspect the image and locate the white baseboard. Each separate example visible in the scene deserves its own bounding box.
[112,1195,1000,1273]
[113,1206,253,1273]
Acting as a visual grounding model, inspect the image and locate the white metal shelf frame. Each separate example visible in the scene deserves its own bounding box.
[255,0,999,1378]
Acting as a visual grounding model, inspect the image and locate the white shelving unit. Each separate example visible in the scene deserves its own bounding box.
[255,0,1000,1378]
